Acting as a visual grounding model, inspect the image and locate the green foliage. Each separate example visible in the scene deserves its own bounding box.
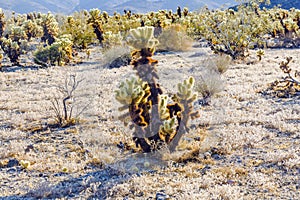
[34,34,73,67]
[61,11,96,49]
[115,27,199,152]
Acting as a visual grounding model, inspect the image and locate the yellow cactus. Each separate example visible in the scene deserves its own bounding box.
[115,76,145,105]
[159,117,177,142]
[177,76,197,100]
[126,26,159,50]
[158,95,170,120]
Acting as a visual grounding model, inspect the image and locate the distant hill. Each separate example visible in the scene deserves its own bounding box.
[0,0,299,15]
[0,0,79,14]
[74,0,236,14]
[261,0,300,10]
[0,0,237,14]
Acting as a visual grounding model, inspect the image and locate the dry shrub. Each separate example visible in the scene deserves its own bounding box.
[157,24,193,52]
[195,70,224,105]
[101,45,131,68]
[211,54,232,74]
[203,54,231,74]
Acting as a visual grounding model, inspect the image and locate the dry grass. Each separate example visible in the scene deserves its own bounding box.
[101,45,131,68]
[0,46,300,199]
[194,69,224,105]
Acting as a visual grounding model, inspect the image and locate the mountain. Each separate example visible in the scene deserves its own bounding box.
[74,0,236,14]
[0,0,79,14]
[0,0,299,15]
[261,0,300,10]
[0,0,237,14]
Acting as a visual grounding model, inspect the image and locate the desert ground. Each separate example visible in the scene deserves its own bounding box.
[0,44,299,199]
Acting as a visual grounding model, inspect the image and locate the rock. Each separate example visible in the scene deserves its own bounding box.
[156,190,170,200]
[7,158,19,168]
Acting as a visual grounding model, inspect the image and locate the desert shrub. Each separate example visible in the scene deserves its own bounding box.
[157,24,193,52]
[61,11,96,49]
[265,57,300,98]
[115,26,200,152]
[194,69,224,105]
[205,54,232,74]
[50,74,88,127]
[101,45,131,68]
[34,34,73,67]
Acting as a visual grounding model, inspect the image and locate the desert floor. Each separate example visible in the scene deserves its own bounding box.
[0,45,299,199]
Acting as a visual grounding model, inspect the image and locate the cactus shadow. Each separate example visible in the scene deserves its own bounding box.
[2,153,167,199]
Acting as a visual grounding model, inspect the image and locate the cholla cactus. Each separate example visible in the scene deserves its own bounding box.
[34,34,73,67]
[22,19,43,41]
[102,31,123,48]
[115,26,199,152]
[87,9,104,45]
[0,51,3,69]
[7,25,28,42]
[115,76,145,105]
[256,49,265,61]
[40,12,59,45]
[0,37,22,65]
[127,26,159,52]
[0,9,5,37]
[267,57,300,98]
[62,12,95,49]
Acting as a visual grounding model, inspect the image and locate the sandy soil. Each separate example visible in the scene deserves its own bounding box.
[0,45,299,199]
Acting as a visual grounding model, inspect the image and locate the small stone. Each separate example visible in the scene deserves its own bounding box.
[7,158,19,168]
[156,191,170,200]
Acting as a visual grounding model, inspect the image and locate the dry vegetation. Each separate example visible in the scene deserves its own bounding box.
[0,1,300,199]
[0,44,300,199]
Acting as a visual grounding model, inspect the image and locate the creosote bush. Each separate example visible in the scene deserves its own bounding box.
[115,26,200,152]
